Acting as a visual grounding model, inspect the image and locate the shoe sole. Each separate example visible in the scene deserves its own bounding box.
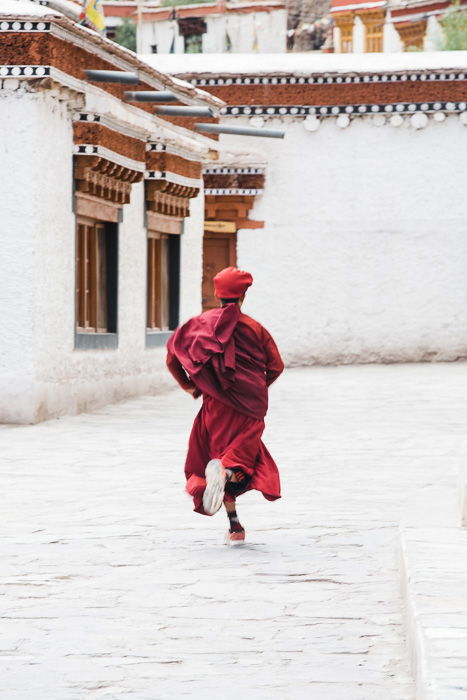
[224,531,246,547]
[203,459,226,515]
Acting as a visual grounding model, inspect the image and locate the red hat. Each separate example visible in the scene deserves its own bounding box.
[213,266,253,298]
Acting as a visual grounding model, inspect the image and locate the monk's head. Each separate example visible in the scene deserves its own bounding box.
[213,267,253,308]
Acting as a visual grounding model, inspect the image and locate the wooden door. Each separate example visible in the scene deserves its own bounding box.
[202,232,236,311]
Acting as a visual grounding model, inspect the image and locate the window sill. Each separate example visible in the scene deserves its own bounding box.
[146,330,173,348]
[75,332,118,350]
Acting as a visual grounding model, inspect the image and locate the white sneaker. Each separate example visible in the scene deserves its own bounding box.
[203,459,226,515]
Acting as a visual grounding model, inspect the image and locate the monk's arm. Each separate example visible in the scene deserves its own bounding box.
[166,351,200,395]
[262,330,285,387]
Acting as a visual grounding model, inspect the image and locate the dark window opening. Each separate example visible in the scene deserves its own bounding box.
[76,218,118,333]
[184,33,203,53]
[147,233,180,331]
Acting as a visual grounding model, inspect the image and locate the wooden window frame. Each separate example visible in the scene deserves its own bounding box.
[76,216,117,335]
[146,232,180,333]
[360,10,385,52]
[334,13,354,53]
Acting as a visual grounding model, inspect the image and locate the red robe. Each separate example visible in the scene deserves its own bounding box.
[166,304,284,515]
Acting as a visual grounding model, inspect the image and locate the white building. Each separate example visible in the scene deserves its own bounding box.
[331,0,467,53]
[2,1,467,425]
[145,52,467,367]
[104,0,287,54]
[0,0,223,423]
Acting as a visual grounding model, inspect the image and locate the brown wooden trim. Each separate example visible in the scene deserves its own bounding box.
[147,211,183,235]
[204,195,264,229]
[394,19,427,49]
[204,220,237,233]
[147,234,170,331]
[76,192,121,223]
[76,217,112,333]
[75,155,142,207]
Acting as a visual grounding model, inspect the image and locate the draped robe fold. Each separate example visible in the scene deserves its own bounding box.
[167,304,283,515]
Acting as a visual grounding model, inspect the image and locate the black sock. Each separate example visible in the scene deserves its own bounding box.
[227,509,244,533]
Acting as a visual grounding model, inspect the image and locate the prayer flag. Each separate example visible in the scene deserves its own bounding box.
[81,0,106,32]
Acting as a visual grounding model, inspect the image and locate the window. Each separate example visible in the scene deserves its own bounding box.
[147,234,169,330]
[340,24,354,53]
[184,33,203,53]
[365,23,383,52]
[334,14,354,53]
[178,17,206,53]
[147,233,180,332]
[76,218,118,334]
[361,11,385,52]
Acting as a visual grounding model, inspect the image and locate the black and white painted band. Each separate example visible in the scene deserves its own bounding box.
[203,167,264,175]
[221,101,467,116]
[204,188,264,195]
[191,72,467,87]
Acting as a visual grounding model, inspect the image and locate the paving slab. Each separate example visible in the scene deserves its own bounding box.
[2,363,467,699]
[400,525,467,700]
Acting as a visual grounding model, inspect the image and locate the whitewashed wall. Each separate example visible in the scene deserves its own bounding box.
[424,16,444,51]
[180,190,204,323]
[353,16,365,53]
[217,114,467,366]
[383,19,402,52]
[140,9,286,54]
[0,84,42,423]
[0,86,204,423]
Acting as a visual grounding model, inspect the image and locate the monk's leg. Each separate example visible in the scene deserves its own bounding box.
[185,407,212,514]
[223,494,245,544]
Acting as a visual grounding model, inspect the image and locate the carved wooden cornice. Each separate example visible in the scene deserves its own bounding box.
[358,9,385,25]
[75,155,142,205]
[394,19,427,49]
[205,195,264,230]
[333,11,354,29]
[145,175,200,219]
[147,191,191,218]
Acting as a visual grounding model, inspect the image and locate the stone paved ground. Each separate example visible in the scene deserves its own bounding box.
[2,363,467,700]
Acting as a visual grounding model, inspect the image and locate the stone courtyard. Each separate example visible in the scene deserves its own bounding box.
[2,363,467,699]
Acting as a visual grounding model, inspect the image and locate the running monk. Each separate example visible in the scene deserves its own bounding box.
[166,266,284,545]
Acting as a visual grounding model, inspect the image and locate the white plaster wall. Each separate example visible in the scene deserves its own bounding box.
[0,83,40,423]
[142,19,183,54]
[0,88,204,423]
[180,190,204,323]
[217,115,467,366]
[333,26,341,53]
[353,16,365,53]
[204,10,287,53]
[141,10,286,54]
[383,18,403,52]
[424,15,444,51]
